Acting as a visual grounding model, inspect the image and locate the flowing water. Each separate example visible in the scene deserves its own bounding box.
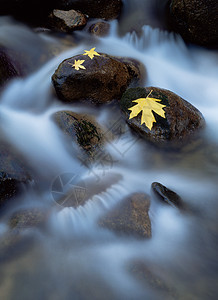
[0,0,218,299]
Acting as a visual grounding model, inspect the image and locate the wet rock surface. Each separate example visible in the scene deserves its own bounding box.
[53,110,103,156]
[151,182,184,210]
[48,9,87,32]
[54,0,123,20]
[167,0,218,47]
[52,53,145,104]
[98,193,151,238]
[89,22,110,37]
[120,87,205,147]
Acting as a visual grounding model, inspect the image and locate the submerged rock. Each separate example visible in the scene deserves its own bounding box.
[53,111,103,156]
[167,0,218,47]
[89,22,110,37]
[9,208,49,230]
[120,87,205,147]
[54,0,123,20]
[98,193,151,238]
[128,261,177,299]
[52,53,145,104]
[48,9,87,32]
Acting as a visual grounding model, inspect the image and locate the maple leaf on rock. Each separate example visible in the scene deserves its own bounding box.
[68,59,86,71]
[83,47,100,59]
[128,90,166,130]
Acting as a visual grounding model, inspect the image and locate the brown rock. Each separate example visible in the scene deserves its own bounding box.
[120,87,205,147]
[48,9,87,32]
[167,0,218,47]
[54,0,123,20]
[52,53,145,104]
[98,193,151,238]
[89,22,110,37]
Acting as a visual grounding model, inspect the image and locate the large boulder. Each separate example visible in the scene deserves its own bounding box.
[52,52,145,104]
[120,87,205,147]
[167,0,218,47]
[98,193,151,239]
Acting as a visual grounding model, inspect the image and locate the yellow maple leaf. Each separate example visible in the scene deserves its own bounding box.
[68,59,86,70]
[128,90,166,130]
[83,47,100,59]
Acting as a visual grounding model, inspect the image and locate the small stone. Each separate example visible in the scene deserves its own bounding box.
[48,9,87,32]
[98,193,151,239]
[151,182,184,210]
[89,22,110,37]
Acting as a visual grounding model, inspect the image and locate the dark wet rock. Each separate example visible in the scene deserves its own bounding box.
[9,208,49,230]
[120,87,205,147]
[54,0,123,20]
[48,9,87,33]
[52,53,145,104]
[1,0,55,26]
[0,144,32,210]
[128,261,177,299]
[53,111,103,156]
[89,22,110,37]
[167,0,218,47]
[151,182,184,210]
[0,48,20,88]
[98,193,151,238]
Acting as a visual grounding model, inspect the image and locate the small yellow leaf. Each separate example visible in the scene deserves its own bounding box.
[128,90,166,130]
[68,59,86,71]
[83,47,100,59]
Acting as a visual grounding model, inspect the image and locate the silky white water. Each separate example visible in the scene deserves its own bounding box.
[0,5,218,300]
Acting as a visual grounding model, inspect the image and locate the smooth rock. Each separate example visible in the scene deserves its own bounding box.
[52,53,145,104]
[151,182,184,209]
[53,0,123,20]
[120,87,205,147]
[48,9,87,32]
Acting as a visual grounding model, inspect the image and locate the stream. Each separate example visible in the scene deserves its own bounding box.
[0,0,218,299]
